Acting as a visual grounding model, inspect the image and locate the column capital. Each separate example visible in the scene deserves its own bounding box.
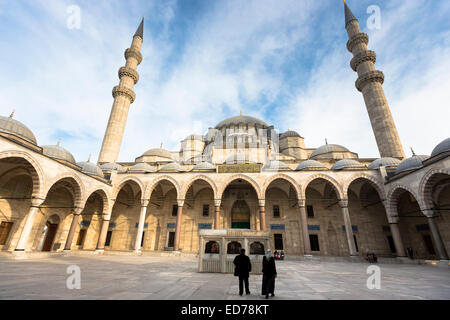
[214,199,222,207]
[141,199,149,207]
[74,207,84,215]
[388,217,399,224]
[177,199,185,207]
[339,199,349,208]
[30,198,45,207]
[422,209,435,218]
[258,199,265,207]
[297,199,306,208]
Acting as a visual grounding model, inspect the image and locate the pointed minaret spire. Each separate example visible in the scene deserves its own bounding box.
[410,147,416,157]
[134,17,144,41]
[344,0,357,28]
[98,18,144,164]
[9,109,15,118]
[344,1,405,159]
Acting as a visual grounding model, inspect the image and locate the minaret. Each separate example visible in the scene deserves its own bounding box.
[344,1,405,159]
[98,18,144,164]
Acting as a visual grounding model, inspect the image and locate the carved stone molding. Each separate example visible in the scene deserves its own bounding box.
[346,33,369,53]
[350,50,376,72]
[355,70,384,92]
[112,86,136,103]
[118,67,139,84]
[124,48,143,65]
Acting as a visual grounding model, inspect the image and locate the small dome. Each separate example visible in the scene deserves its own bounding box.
[395,155,429,175]
[159,162,187,172]
[128,163,156,173]
[310,144,350,159]
[42,144,76,164]
[192,162,216,171]
[184,134,203,141]
[296,160,327,171]
[332,159,366,171]
[368,157,401,170]
[431,138,450,157]
[77,161,104,178]
[280,130,301,139]
[100,162,126,173]
[216,115,269,129]
[0,115,37,144]
[141,148,173,159]
[263,160,289,170]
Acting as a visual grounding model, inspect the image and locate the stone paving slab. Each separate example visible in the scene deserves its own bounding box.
[0,255,449,300]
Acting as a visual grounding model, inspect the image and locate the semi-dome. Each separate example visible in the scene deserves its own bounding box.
[192,162,216,171]
[395,155,429,175]
[368,157,401,170]
[77,161,104,178]
[295,160,327,171]
[280,130,301,139]
[215,115,269,129]
[141,148,173,159]
[100,162,126,173]
[42,144,76,164]
[0,115,37,145]
[431,138,450,157]
[310,144,350,159]
[128,162,156,173]
[159,162,187,172]
[332,159,366,171]
[263,160,289,170]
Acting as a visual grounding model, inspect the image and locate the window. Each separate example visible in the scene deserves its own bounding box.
[273,205,280,218]
[105,231,112,247]
[141,232,145,248]
[168,232,175,248]
[307,205,314,218]
[274,234,284,250]
[250,241,265,255]
[76,229,86,246]
[172,205,178,217]
[387,236,396,253]
[205,241,220,254]
[202,204,210,217]
[227,241,242,254]
[309,234,320,251]
[353,235,359,252]
[0,222,13,245]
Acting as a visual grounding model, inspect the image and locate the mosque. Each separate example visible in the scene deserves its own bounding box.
[0,3,448,261]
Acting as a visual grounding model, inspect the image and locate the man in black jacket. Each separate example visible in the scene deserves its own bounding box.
[233,248,252,296]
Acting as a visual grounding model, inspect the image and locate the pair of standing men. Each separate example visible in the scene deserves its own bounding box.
[233,249,277,298]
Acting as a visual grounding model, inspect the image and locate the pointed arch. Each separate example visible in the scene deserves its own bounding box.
[386,184,422,219]
[144,175,181,200]
[218,174,262,199]
[113,176,145,200]
[262,173,302,200]
[44,173,85,208]
[83,188,110,214]
[181,175,218,200]
[343,173,386,200]
[302,173,344,200]
[419,168,450,210]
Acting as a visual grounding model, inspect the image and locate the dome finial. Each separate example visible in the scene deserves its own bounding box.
[57,139,61,146]
[325,138,328,145]
[410,147,416,156]
[160,142,163,149]
[88,154,91,163]
[240,110,243,116]
[9,109,15,118]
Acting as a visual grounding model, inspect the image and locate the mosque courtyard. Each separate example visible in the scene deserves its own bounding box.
[0,253,449,300]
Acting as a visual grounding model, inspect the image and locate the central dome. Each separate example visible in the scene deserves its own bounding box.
[215,115,269,129]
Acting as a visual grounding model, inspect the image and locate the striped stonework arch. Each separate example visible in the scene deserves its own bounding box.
[144,175,181,200]
[113,176,145,201]
[343,173,386,200]
[44,173,85,209]
[181,175,218,200]
[83,188,110,214]
[386,184,422,219]
[218,174,262,200]
[262,173,302,200]
[0,150,45,199]
[302,173,344,200]
[419,168,450,211]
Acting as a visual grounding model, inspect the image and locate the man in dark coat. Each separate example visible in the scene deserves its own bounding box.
[233,248,252,296]
[262,252,277,299]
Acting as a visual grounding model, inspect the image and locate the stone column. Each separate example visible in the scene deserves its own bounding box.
[173,200,184,251]
[389,221,406,257]
[96,218,110,251]
[134,200,149,253]
[15,199,44,252]
[298,200,312,256]
[221,237,227,273]
[427,215,449,260]
[340,200,358,256]
[259,199,266,231]
[214,200,221,230]
[64,207,84,251]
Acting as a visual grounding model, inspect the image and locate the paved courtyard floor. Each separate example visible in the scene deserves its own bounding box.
[0,254,449,300]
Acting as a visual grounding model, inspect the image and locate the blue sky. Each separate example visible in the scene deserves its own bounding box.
[0,0,449,162]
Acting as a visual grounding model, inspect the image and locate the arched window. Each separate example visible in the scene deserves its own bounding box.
[250,241,265,255]
[227,241,242,254]
[205,241,220,254]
